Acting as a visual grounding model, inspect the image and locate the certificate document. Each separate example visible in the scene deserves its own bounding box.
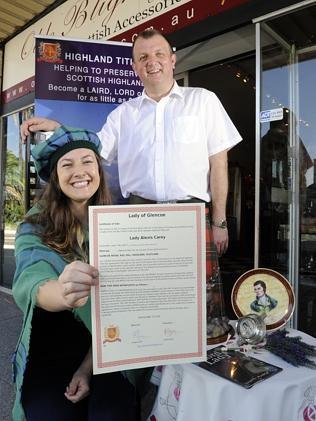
[89,203,206,374]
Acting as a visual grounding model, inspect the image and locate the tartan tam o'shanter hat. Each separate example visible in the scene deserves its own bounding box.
[31,125,102,182]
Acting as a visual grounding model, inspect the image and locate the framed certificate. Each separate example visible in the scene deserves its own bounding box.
[89,203,206,374]
[231,268,295,331]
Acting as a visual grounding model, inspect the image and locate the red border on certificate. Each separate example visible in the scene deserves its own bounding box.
[89,204,206,373]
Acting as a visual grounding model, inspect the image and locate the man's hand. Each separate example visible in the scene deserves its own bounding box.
[20,117,61,143]
[209,150,229,257]
[212,225,228,257]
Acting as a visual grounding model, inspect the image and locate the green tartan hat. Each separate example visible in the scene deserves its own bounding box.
[31,125,102,182]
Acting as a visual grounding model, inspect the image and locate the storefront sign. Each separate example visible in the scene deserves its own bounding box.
[3,0,252,103]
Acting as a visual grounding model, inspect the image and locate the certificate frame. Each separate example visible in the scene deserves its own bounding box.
[231,268,295,331]
[89,203,206,374]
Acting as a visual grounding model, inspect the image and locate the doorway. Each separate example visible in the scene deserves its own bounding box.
[174,25,256,318]
[257,2,316,336]
[189,55,256,318]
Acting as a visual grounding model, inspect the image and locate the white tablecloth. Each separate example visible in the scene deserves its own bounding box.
[148,329,316,421]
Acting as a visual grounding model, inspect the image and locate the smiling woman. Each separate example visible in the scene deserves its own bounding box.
[28,126,110,262]
[57,148,101,216]
[11,126,138,421]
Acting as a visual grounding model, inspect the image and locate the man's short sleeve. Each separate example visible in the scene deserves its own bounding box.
[204,91,242,156]
[97,107,120,164]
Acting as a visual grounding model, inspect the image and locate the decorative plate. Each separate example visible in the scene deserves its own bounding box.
[231,268,295,331]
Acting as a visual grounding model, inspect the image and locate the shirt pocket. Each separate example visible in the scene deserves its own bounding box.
[172,116,200,144]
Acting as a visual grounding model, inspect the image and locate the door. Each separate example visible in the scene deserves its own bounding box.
[258,24,293,279]
[174,25,257,318]
[189,54,256,319]
[257,4,316,336]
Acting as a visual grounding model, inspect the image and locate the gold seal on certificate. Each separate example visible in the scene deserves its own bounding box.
[89,203,207,374]
[103,325,121,344]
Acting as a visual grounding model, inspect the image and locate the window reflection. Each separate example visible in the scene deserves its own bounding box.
[261,10,316,337]
[298,55,316,337]
[1,106,34,288]
[259,44,290,277]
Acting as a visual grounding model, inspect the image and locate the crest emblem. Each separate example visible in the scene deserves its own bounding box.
[103,324,121,343]
[37,42,62,63]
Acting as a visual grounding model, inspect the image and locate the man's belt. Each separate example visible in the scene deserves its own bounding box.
[129,194,209,209]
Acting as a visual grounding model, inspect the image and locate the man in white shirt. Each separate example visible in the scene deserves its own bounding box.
[21,29,241,257]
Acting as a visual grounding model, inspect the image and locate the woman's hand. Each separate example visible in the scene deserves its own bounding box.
[20,117,61,142]
[64,370,91,403]
[58,261,99,308]
[65,347,92,403]
[36,261,98,311]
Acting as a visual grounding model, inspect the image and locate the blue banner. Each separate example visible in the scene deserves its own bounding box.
[35,36,143,203]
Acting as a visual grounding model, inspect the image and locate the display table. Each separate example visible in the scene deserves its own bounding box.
[148,329,316,421]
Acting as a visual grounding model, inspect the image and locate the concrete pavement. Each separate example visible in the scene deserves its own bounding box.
[0,288,22,421]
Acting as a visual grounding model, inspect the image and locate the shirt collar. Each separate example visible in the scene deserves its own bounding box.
[138,80,183,108]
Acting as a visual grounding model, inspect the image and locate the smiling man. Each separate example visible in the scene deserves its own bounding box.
[99,30,242,256]
[131,30,176,101]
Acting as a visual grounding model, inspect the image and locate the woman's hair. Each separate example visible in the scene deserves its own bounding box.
[26,154,111,262]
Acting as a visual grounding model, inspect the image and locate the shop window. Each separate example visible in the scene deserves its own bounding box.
[0,106,34,288]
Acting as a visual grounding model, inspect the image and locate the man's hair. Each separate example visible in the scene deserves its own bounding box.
[254,280,266,292]
[132,28,174,61]
[26,154,111,262]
